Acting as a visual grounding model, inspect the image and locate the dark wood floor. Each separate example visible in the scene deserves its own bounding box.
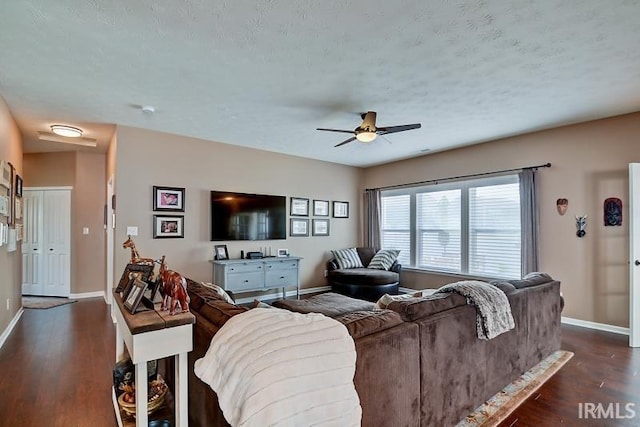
[0,299,638,427]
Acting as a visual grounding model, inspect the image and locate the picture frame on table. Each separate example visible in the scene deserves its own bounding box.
[214,244,229,260]
[116,263,155,293]
[312,219,330,236]
[277,248,289,257]
[332,201,349,218]
[290,197,309,216]
[290,218,309,237]
[313,200,330,216]
[153,215,184,238]
[123,279,148,314]
[153,186,185,212]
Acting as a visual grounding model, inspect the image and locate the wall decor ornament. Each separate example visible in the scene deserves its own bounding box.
[290,197,309,216]
[556,198,568,216]
[332,201,349,218]
[576,215,587,238]
[603,197,622,226]
[153,215,184,238]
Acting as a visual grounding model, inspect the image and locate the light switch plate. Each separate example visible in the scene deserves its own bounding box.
[82,227,89,235]
[126,226,138,236]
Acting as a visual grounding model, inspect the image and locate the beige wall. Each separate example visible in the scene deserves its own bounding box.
[363,112,640,327]
[0,96,23,335]
[114,125,362,290]
[22,151,106,295]
[23,152,75,186]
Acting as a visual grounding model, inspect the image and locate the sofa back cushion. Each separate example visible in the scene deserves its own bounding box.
[356,247,378,266]
[386,292,467,321]
[334,310,404,339]
[507,272,553,289]
[332,248,364,269]
[187,279,248,327]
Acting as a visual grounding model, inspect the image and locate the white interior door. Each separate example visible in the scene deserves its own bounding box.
[21,190,44,295]
[629,164,640,347]
[106,176,114,305]
[21,188,71,297]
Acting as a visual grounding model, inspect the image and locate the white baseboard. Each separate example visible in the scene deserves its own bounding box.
[561,316,630,336]
[234,286,331,305]
[0,308,24,350]
[69,291,105,300]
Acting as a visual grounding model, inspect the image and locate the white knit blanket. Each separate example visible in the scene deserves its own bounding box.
[194,308,362,427]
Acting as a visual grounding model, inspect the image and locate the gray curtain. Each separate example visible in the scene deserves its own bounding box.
[364,189,382,248]
[519,169,539,275]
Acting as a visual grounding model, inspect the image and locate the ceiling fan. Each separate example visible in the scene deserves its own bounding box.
[317,111,421,147]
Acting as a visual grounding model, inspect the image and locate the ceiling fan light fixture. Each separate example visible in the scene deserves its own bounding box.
[356,131,377,143]
[51,125,83,138]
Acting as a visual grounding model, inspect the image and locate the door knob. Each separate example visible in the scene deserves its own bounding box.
[635,260,640,266]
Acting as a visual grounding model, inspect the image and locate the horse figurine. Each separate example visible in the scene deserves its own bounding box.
[122,236,155,265]
[157,255,190,315]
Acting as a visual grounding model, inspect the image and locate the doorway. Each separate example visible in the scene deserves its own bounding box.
[21,187,72,297]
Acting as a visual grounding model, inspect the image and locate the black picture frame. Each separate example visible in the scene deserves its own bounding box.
[123,279,148,314]
[116,263,155,293]
[290,218,309,237]
[153,215,184,239]
[312,219,330,236]
[153,186,185,212]
[214,244,229,260]
[332,201,349,218]
[313,200,330,216]
[14,174,22,198]
[290,197,309,216]
[146,277,162,302]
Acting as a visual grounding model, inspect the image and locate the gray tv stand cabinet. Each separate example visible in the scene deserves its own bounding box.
[211,257,302,299]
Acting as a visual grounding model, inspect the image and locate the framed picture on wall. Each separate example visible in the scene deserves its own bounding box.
[290,218,309,236]
[332,201,349,218]
[312,219,330,236]
[0,161,10,189]
[15,175,23,198]
[153,215,184,238]
[153,186,185,212]
[313,200,330,216]
[290,197,309,216]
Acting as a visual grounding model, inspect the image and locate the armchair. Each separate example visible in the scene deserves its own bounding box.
[327,247,401,302]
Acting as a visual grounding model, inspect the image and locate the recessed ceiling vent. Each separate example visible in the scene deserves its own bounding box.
[37,131,97,147]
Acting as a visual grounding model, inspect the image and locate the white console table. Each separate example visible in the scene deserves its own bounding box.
[211,256,302,299]
[112,291,195,427]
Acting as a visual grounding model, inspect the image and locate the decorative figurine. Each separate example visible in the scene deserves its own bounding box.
[157,255,190,315]
[576,215,587,238]
[556,198,568,216]
[604,197,622,226]
[122,235,156,265]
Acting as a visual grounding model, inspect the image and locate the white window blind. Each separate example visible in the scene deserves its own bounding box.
[380,194,410,266]
[416,189,461,272]
[380,175,522,280]
[469,183,521,279]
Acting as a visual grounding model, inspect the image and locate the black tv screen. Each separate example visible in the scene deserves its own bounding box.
[210,191,286,241]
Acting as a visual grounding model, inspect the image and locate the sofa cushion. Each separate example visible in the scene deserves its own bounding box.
[508,272,553,289]
[186,279,225,311]
[356,247,379,266]
[332,248,364,269]
[272,292,375,317]
[367,249,400,270]
[200,282,235,304]
[328,268,399,286]
[334,310,404,339]
[489,280,517,294]
[197,299,248,328]
[385,292,467,321]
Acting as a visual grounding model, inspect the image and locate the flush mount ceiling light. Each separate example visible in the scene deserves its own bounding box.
[50,125,83,138]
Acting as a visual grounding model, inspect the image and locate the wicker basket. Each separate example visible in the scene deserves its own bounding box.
[117,382,168,416]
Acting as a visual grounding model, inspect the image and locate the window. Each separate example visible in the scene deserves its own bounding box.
[380,175,521,279]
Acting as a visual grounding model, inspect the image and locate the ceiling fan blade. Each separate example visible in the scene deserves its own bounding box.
[317,128,355,134]
[377,123,421,134]
[334,136,357,147]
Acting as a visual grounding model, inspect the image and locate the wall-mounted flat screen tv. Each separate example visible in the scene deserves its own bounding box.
[210,191,286,241]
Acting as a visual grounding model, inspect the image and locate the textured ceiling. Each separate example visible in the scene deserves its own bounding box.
[1,0,639,166]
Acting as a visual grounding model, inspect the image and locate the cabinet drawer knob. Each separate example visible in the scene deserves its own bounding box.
[280,276,285,279]
[244,280,249,283]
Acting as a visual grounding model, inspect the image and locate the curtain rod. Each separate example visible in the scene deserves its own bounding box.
[366,162,551,192]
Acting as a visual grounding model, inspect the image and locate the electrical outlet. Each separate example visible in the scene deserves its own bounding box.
[6,298,9,310]
[324,270,328,277]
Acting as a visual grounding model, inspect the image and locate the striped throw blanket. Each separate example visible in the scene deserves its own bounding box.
[435,280,515,340]
[194,308,362,427]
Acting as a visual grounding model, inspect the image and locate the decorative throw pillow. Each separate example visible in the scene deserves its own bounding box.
[375,290,428,309]
[331,248,364,269]
[201,282,235,304]
[367,249,400,270]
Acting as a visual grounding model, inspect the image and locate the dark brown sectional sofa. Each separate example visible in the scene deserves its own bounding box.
[183,273,563,427]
